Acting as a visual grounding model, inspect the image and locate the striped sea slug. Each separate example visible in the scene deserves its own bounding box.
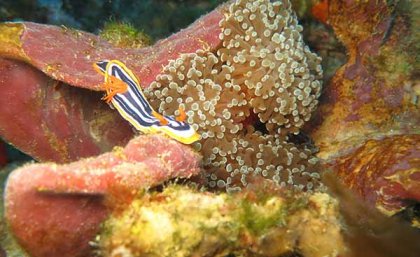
[145,0,323,192]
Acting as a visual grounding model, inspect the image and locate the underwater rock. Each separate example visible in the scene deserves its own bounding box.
[5,134,202,257]
[305,0,419,160]
[299,0,420,222]
[286,0,420,225]
[310,0,328,24]
[0,8,223,90]
[324,172,420,257]
[0,58,133,163]
[330,134,420,217]
[0,7,223,162]
[99,21,152,49]
[98,185,346,257]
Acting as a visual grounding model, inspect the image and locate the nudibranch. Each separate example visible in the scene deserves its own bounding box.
[93,60,200,144]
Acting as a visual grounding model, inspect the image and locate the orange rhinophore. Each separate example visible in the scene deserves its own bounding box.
[176,106,187,122]
[102,75,129,103]
[93,63,128,103]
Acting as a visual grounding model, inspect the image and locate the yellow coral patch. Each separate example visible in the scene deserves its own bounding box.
[0,23,30,62]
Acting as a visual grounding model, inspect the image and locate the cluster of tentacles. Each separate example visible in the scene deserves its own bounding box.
[145,0,323,192]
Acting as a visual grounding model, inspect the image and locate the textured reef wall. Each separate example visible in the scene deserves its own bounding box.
[306,0,419,159]
[5,135,201,257]
[99,185,346,257]
[305,0,420,222]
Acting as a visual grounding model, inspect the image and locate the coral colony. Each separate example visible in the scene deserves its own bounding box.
[145,0,323,192]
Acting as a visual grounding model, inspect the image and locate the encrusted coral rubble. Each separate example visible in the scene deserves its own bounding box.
[145,0,323,192]
[98,186,346,257]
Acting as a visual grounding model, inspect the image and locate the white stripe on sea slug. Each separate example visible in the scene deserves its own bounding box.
[94,59,201,144]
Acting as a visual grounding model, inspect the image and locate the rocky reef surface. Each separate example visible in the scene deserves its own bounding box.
[5,134,201,257]
[99,185,346,257]
[0,0,419,257]
[305,0,420,221]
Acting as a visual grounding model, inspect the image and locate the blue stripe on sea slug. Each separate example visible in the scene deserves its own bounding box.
[93,60,200,144]
[110,66,152,112]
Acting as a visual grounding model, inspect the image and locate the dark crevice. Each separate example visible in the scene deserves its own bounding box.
[394,201,420,225]
[241,110,269,135]
[279,251,304,257]
[221,251,303,257]
[253,119,269,135]
[287,132,318,153]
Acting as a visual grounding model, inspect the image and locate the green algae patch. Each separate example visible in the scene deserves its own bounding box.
[236,196,287,236]
[99,21,151,49]
[97,185,347,257]
[370,45,414,89]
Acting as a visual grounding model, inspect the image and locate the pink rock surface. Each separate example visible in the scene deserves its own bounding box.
[0,8,223,163]
[0,58,133,163]
[5,134,202,257]
[300,0,419,219]
[330,134,420,216]
[304,0,418,160]
[0,8,223,90]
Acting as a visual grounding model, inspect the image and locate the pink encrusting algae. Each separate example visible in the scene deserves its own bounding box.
[5,134,202,257]
[0,7,223,163]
